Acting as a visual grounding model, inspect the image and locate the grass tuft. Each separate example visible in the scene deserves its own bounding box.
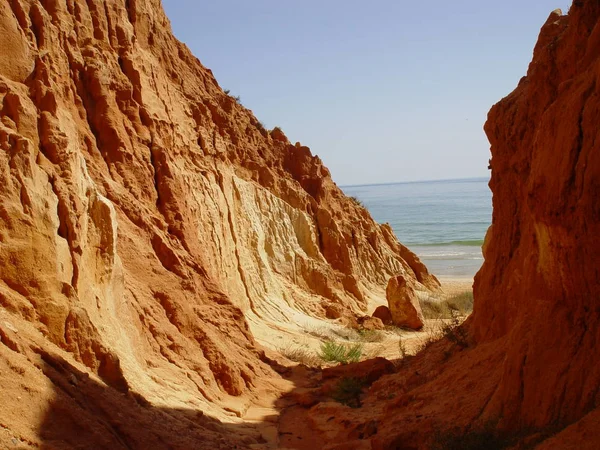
[398,337,408,358]
[440,310,470,348]
[419,290,474,320]
[348,196,364,207]
[447,291,474,314]
[319,341,363,364]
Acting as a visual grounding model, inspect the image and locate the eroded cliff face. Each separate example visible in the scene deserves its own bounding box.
[0,0,439,448]
[472,1,600,434]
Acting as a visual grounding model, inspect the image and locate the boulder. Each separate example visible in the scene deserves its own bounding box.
[385,275,424,330]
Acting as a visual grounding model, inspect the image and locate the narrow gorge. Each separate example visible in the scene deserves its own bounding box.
[0,1,598,449]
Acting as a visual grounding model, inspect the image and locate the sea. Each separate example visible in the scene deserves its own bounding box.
[342,177,492,280]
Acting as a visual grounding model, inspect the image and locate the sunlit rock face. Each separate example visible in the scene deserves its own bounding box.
[0,0,437,447]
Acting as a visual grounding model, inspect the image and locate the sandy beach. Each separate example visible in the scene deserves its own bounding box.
[438,276,474,296]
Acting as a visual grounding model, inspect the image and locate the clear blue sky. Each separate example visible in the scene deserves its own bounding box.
[163,1,570,185]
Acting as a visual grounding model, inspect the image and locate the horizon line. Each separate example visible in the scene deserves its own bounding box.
[340,175,490,189]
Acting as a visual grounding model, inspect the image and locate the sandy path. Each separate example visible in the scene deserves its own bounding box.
[237,277,475,447]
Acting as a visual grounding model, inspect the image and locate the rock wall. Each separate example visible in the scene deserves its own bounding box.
[0,0,437,447]
[473,2,600,431]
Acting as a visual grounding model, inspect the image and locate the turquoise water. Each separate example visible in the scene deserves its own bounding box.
[342,178,492,279]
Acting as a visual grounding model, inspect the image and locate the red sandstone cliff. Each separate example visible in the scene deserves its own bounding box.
[473,0,600,436]
[0,0,438,448]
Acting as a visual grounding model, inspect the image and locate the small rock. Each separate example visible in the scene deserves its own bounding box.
[359,316,384,331]
[372,306,393,326]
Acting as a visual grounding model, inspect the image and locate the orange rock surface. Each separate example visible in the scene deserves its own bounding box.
[0,0,438,448]
[386,274,424,329]
[473,0,600,436]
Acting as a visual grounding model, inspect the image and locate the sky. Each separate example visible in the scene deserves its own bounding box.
[162,1,570,186]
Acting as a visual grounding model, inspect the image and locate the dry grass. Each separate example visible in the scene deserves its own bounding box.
[398,337,408,358]
[278,344,321,367]
[446,291,474,313]
[419,290,474,319]
[357,329,385,343]
[305,325,335,341]
[330,327,360,341]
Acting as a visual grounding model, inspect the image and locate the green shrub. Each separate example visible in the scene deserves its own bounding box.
[319,341,363,364]
[331,377,366,408]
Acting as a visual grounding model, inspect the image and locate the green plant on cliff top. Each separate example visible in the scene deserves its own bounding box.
[348,196,364,207]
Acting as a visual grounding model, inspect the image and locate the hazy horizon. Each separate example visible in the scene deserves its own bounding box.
[163,1,570,185]
[340,175,489,188]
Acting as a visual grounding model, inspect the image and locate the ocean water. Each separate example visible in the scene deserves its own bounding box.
[342,178,492,279]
